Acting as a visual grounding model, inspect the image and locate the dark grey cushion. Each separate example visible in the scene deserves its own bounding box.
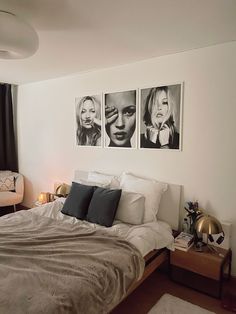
[86,187,122,227]
[61,182,95,219]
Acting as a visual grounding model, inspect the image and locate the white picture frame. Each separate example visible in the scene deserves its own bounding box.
[138,82,183,151]
[75,94,103,147]
[103,89,138,149]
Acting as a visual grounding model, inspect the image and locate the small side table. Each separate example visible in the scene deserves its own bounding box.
[170,245,232,298]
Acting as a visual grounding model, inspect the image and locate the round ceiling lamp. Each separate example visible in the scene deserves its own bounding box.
[0,10,39,59]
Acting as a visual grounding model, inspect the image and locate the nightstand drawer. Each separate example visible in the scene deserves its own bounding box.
[170,247,232,298]
[171,265,221,298]
[170,249,221,280]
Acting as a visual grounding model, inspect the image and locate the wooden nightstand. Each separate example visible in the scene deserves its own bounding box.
[169,245,232,298]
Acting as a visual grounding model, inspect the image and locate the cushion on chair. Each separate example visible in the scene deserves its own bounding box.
[0,171,12,177]
[0,175,15,191]
[0,172,24,207]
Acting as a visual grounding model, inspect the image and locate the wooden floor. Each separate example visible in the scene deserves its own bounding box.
[112,270,236,314]
[0,205,14,216]
[0,205,27,216]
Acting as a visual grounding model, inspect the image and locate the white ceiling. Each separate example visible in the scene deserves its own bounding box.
[0,0,235,85]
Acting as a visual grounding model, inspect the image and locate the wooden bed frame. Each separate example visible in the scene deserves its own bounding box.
[127,248,169,295]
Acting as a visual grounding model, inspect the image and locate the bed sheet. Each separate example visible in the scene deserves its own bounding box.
[29,198,174,256]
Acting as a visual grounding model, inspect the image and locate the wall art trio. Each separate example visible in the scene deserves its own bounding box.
[75,83,183,150]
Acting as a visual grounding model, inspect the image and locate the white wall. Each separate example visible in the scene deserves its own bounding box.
[17,42,236,274]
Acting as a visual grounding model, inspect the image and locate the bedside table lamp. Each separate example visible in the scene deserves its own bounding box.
[38,192,49,204]
[195,214,224,250]
[55,183,70,197]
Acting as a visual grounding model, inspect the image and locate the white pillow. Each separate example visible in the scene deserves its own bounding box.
[115,191,145,225]
[74,178,110,188]
[119,173,168,223]
[88,171,120,189]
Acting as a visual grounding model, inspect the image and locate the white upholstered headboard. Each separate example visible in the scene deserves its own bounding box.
[74,170,181,231]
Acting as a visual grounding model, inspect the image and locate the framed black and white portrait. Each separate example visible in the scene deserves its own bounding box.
[104,89,137,148]
[75,94,102,147]
[139,83,183,150]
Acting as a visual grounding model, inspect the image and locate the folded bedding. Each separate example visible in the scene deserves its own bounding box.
[0,209,144,314]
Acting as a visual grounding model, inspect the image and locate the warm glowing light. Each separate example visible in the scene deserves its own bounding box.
[38,192,48,204]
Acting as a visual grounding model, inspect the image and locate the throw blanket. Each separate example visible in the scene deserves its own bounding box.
[0,211,144,314]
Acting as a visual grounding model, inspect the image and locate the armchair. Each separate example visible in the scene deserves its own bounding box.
[0,172,24,212]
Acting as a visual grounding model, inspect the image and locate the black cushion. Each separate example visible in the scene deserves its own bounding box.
[86,187,122,227]
[61,182,95,219]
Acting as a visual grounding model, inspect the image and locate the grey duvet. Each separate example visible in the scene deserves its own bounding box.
[0,211,144,314]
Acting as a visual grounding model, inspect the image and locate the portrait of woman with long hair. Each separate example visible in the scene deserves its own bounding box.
[140,84,181,149]
[76,95,102,146]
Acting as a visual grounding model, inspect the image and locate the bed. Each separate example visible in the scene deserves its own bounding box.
[0,170,181,314]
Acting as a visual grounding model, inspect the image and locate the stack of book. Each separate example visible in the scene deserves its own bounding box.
[174,232,194,251]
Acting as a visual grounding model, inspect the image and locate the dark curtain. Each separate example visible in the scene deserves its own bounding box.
[0,84,18,172]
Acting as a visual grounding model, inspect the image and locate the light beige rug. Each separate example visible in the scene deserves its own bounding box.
[148,294,215,314]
